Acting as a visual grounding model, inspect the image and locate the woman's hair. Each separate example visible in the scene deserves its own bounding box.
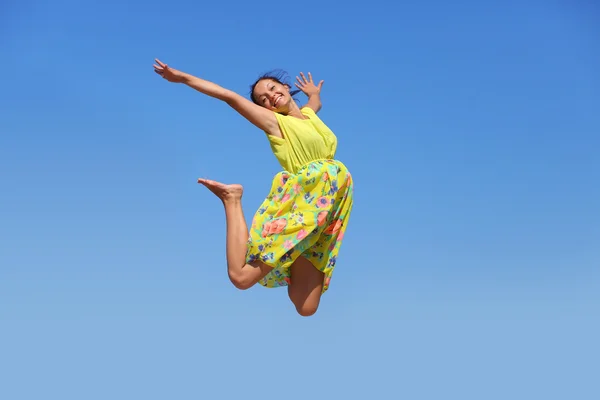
[249,69,301,105]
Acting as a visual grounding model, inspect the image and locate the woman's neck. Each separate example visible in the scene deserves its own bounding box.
[285,103,307,120]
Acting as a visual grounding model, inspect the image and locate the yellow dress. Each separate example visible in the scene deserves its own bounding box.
[245,107,354,293]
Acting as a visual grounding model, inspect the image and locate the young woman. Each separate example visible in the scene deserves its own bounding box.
[153,59,353,316]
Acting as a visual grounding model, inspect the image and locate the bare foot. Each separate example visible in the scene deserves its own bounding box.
[197,178,243,203]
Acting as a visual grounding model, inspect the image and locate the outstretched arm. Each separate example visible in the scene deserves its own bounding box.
[295,72,324,113]
[153,59,280,136]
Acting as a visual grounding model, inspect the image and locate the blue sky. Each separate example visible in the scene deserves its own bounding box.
[1,0,599,398]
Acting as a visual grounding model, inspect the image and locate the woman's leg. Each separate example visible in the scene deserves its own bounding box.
[287,256,325,317]
[198,178,272,290]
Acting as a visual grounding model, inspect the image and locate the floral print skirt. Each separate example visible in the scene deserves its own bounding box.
[246,159,354,293]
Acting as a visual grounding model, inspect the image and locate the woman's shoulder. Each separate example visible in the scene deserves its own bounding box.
[300,106,318,118]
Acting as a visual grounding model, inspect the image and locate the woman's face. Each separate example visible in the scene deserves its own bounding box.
[253,79,292,113]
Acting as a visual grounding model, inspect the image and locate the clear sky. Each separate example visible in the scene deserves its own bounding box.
[1,0,599,399]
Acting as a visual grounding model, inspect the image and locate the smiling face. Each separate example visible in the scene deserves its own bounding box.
[252,78,293,113]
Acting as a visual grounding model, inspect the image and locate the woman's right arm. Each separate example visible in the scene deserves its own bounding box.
[154,59,280,136]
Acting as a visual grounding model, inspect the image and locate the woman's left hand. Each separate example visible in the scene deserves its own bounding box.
[295,72,324,96]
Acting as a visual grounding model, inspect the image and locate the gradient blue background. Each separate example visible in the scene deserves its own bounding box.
[1,0,599,398]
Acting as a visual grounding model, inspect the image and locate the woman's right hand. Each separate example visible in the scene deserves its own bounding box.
[153,59,185,83]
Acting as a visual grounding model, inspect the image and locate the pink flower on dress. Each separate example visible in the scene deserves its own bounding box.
[316,196,329,208]
[261,222,272,238]
[272,218,287,233]
[296,229,308,241]
[283,239,294,250]
[293,184,302,194]
[262,218,288,237]
[317,211,328,227]
[321,172,329,182]
[281,193,290,203]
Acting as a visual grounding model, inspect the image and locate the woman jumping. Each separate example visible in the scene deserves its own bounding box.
[153,59,354,316]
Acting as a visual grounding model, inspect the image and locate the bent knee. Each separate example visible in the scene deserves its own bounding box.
[295,303,319,317]
[289,288,322,317]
